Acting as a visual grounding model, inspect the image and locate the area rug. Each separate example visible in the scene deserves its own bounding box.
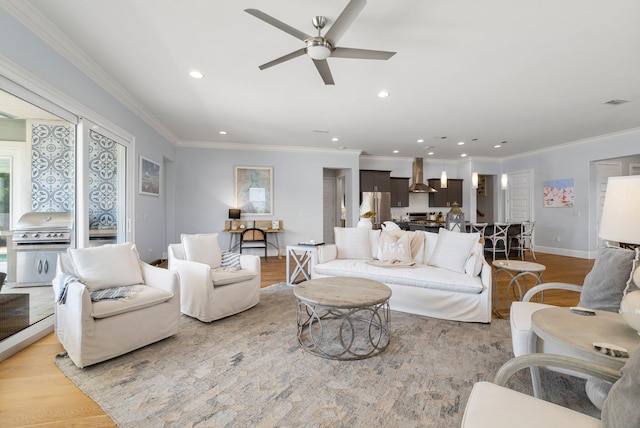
[55,283,598,427]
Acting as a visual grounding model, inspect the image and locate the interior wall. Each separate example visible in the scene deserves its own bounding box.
[1,8,177,262]
[502,128,640,257]
[174,146,360,253]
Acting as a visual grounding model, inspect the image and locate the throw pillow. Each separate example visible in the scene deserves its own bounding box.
[601,344,640,428]
[377,231,412,263]
[578,246,636,312]
[67,242,143,291]
[428,228,481,274]
[422,231,439,264]
[334,227,371,260]
[181,233,222,269]
[221,251,242,270]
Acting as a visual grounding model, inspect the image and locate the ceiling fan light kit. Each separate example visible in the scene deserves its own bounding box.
[245,0,396,85]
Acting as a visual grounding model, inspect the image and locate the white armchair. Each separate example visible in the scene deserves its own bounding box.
[461,353,626,427]
[53,243,180,368]
[168,233,261,322]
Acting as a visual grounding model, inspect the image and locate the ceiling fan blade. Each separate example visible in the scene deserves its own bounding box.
[324,0,366,45]
[332,47,396,60]
[245,9,312,41]
[312,59,335,85]
[258,48,306,70]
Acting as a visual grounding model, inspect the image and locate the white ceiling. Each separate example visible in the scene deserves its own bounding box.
[7,0,640,159]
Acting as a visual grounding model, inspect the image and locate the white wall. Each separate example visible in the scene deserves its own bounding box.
[0,8,176,262]
[174,146,360,254]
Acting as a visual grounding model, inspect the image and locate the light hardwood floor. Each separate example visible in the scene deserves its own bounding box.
[0,252,594,427]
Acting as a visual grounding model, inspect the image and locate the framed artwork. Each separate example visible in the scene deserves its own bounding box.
[139,156,160,196]
[235,166,273,215]
[543,178,574,207]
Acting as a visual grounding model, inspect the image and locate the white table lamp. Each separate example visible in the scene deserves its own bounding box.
[599,175,640,335]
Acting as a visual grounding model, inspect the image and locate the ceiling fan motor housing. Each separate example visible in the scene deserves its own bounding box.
[306,38,333,60]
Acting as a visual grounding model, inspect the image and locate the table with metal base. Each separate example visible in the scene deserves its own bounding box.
[529,307,640,399]
[294,277,391,360]
[492,260,546,317]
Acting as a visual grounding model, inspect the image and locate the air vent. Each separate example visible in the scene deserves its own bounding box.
[604,99,629,105]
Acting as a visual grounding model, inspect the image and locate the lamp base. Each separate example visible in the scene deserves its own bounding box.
[620,289,640,336]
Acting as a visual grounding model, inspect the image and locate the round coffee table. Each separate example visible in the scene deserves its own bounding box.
[294,277,391,360]
[492,260,546,317]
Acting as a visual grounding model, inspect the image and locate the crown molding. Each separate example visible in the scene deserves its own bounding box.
[177,140,362,155]
[1,0,179,145]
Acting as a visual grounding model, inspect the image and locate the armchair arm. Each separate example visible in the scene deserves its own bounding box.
[139,262,180,304]
[239,254,261,274]
[494,354,621,389]
[522,282,582,302]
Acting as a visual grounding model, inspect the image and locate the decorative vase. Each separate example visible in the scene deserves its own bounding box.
[357,218,373,229]
[620,290,640,336]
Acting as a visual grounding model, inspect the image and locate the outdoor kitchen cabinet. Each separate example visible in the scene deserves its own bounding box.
[360,170,391,192]
[427,178,463,207]
[15,250,59,284]
[390,177,410,207]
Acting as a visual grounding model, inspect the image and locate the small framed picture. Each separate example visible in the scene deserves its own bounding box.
[271,220,280,229]
[139,156,160,196]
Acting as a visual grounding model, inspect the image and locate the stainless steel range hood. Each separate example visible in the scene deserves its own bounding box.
[409,158,437,193]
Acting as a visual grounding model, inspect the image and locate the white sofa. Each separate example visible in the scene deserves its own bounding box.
[311,227,492,323]
[53,243,180,368]
[168,233,261,322]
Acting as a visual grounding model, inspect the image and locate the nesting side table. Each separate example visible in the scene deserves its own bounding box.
[492,260,546,317]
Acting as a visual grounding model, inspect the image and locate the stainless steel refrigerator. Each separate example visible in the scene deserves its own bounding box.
[361,192,391,229]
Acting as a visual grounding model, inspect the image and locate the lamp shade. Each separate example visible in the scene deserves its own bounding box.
[229,208,241,220]
[599,175,640,244]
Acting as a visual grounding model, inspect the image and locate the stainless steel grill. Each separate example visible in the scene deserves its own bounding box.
[12,212,73,244]
[8,212,74,285]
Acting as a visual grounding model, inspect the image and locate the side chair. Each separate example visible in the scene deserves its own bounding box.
[485,222,511,260]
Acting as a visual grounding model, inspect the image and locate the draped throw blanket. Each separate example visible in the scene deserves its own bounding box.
[56,272,136,304]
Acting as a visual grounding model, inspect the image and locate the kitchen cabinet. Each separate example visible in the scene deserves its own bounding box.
[427,178,463,207]
[360,170,391,192]
[390,177,410,207]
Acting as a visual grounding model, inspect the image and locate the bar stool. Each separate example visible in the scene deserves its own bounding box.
[485,222,511,260]
[511,221,536,260]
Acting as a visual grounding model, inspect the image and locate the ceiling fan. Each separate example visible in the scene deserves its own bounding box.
[245,0,396,85]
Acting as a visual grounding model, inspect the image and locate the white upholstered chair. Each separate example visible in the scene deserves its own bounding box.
[168,233,261,322]
[461,353,627,428]
[52,243,180,368]
[510,245,637,407]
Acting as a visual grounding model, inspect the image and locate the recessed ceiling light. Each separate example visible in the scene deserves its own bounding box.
[472,138,478,141]
[427,151,434,155]
[378,90,390,98]
[604,98,629,105]
[332,137,339,142]
[392,150,399,154]
[460,153,467,157]
[218,131,227,135]
[458,141,465,145]
[494,144,501,148]
[417,139,424,143]
[189,70,204,79]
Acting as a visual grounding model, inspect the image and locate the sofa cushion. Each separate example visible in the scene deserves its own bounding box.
[423,231,439,264]
[428,229,480,274]
[182,233,222,269]
[67,243,143,291]
[377,231,412,263]
[334,227,371,260]
[314,259,483,294]
[91,285,173,319]
[211,269,258,286]
[578,246,636,312]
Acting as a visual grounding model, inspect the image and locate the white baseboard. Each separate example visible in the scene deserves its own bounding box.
[535,245,593,259]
